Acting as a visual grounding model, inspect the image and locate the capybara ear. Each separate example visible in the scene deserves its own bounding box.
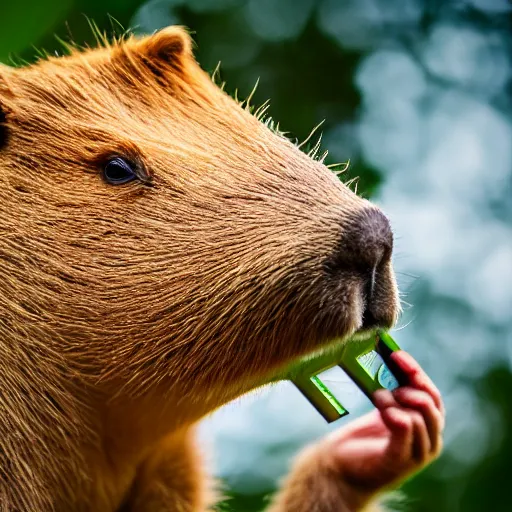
[141,26,193,63]
[0,65,15,150]
[117,26,193,77]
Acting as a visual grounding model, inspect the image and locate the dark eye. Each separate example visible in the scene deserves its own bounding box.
[103,157,138,185]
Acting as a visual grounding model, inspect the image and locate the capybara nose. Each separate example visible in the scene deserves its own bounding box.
[349,207,393,269]
[328,207,394,275]
[345,207,393,273]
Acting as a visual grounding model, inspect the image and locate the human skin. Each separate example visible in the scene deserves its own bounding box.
[268,351,444,512]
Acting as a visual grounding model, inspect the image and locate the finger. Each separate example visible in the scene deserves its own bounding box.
[409,409,431,462]
[381,402,432,463]
[391,351,445,415]
[325,410,385,443]
[393,388,444,452]
[380,407,413,463]
[434,433,444,458]
[372,389,396,409]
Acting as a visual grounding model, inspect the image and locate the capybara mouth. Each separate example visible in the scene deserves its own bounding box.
[309,274,398,350]
[309,207,399,348]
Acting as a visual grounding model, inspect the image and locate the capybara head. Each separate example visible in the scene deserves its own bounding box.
[0,27,398,404]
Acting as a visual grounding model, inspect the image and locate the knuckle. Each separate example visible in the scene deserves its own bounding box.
[408,366,421,380]
[396,414,412,431]
[431,388,442,404]
[415,394,433,410]
[410,410,424,425]
[433,408,444,427]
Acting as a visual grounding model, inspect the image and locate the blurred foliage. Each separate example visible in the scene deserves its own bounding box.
[0,0,139,61]
[1,1,511,511]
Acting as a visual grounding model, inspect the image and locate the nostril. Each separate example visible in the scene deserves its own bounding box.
[324,207,394,277]
[359,207,393,265]
[340,207,393,272]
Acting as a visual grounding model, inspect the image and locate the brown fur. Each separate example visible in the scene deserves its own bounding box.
[0,27,398,511]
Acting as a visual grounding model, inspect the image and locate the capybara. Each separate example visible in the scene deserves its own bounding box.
[0,26,444,512]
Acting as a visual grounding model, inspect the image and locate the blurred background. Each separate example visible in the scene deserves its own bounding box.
[1,0,511,510]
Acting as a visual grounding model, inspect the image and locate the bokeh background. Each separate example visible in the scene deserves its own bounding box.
[1,0,511,510]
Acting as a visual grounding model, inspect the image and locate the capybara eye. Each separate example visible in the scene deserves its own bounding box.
[103,157,138,185]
